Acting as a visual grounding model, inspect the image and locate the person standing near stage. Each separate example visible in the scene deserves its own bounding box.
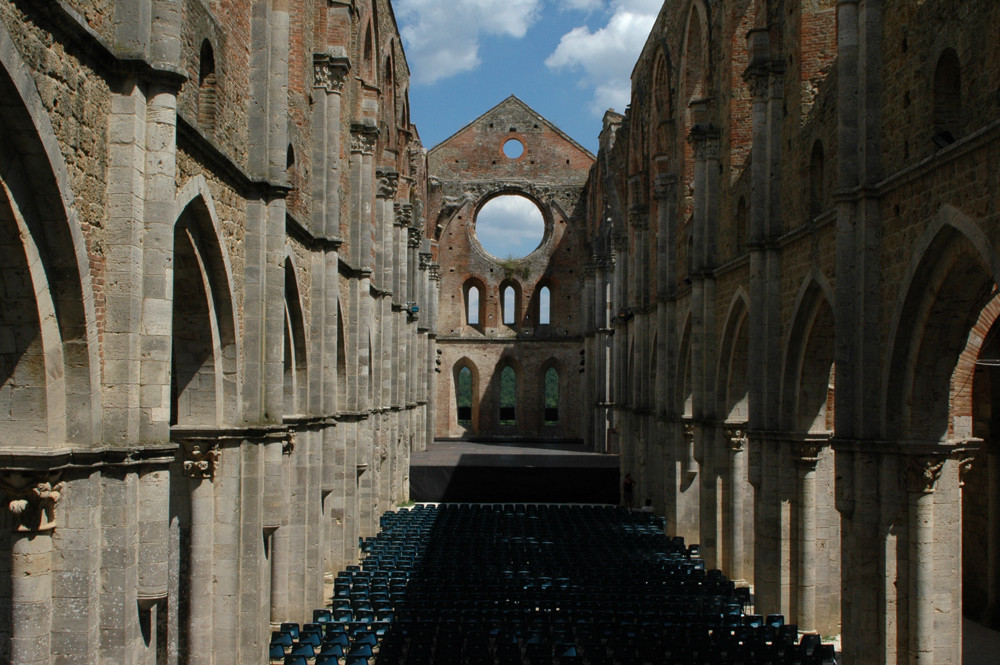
[622,473,636,510]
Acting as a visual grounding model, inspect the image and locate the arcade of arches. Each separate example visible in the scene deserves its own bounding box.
[0,1,997,664]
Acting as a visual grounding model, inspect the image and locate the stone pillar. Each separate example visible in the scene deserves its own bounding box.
[796,441,823,633]
[181,443,218,665]
[1,472,65,665]
[725,425,750,583]
[907,455,944,665]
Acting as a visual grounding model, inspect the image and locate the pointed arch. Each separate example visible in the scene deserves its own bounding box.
[533,280,552,326]
[717,289,751,423]
[885,207,998,441]
[283,255,307,416]
[500,279,522,327]
[780,275,836,433]
[542,360,561,425]
[171,182,241,426]
[0,25,101,445]
[933,47,961,145]
[453,358,479,433]
[677,311,694,417]
[198,39,218,132]
[336,300,347,409]
[463,277,486,329]
[653,47,672,119]
[497,357,521,427]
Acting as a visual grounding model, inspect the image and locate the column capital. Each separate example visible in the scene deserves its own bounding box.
[0,471,64,532]
[179,441,220,480]
[350,124,379,155]
[796,441,825,467]
[408,226,423,249]
[395,202,414,226]
[906,455,946,494]
[629,205,649,230]
[313,52,351,92]
[725,424,749,452]
[653,173,678,200]
[376,169,399,199]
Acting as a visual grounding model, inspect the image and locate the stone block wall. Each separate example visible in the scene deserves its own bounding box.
[428,96,592,442]
[581,1,1000,662]
[0,1,435,664]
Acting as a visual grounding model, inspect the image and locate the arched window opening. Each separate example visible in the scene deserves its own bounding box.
[499,366,517,425]
[653,51,671,117]
[336,303,347,408]
[363,22,375,82]
[457,366,473,424]
[809,140,824,219]
[735,196,747,255]
[466,285,480,326]
[502,285,517,325]
[933,48,961,146]
[538,286,551,325]
[544,367,559,425]
[286,144,295,170]
[283,261,307,416]
[198,40,218,131]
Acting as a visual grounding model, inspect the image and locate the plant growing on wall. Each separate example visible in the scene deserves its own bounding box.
[499,255,531,280]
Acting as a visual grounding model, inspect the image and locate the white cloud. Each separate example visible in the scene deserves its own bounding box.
[475,195,545,258]
[545,0,661,114]
[556,0,604,11]
[396,0,542,85]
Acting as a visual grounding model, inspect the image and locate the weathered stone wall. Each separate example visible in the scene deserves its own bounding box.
[582,0,999,661]
[0,1,435,664]
[428,96,592,441]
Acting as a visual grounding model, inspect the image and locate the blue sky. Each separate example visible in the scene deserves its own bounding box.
[394,0,663,156]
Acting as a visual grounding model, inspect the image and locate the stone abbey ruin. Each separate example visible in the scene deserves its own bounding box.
[0,0,997,663]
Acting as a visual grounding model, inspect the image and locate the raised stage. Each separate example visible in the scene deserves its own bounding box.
[409,439,620,504]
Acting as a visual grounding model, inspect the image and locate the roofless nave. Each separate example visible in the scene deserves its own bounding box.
[0,0,997,664]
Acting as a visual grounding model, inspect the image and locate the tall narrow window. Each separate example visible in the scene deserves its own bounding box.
[467,285,480,325]
[198,40,217,131]
[457,366,472,424]
[503,285,516,325]
[933,48,961,146]
[809,141,824,219]
[539,286,551,325]
[544,367,559,424]
[499,366,516,425]
[735,196,747,255]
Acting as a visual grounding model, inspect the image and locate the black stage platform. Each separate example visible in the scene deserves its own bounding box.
[409,439,620,504]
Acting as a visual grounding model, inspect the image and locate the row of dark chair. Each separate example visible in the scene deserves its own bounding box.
[270,503,836,664]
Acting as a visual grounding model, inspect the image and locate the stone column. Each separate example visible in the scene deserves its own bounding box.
[726,425,750,583]
[906,455,945,665]
[2,472,65,665]
[796,441,823,633]
[181,443,219,665]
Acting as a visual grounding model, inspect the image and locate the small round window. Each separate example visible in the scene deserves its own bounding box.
[475,194,544,258]
[503,138,524,159]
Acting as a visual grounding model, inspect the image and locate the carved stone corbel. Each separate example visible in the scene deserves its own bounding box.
[906,455,946,494]
[0,471,64,532]
[350,124,379,155]
[725,425,749,453]
[376,169,399,200]
[313,53,350,92]
[180,441,220,480]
